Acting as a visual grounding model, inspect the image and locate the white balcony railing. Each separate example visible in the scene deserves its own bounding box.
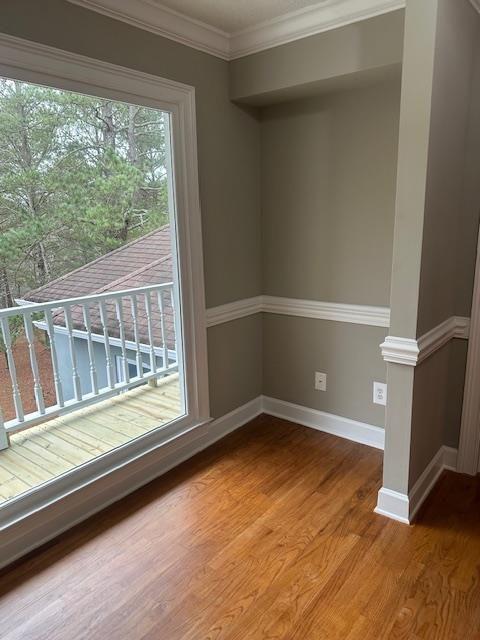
[0,282,177,450]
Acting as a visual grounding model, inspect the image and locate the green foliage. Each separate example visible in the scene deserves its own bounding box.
[0,79,170,304]
[0,315,24,356]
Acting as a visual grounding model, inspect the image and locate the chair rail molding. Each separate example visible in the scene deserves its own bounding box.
[381,316,470,366]
[206,296,391,328]
[206,296,263,327]
[67,0,405,60]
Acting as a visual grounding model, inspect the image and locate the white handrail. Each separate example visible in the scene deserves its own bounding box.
[0,282,173,318]
[0,282,176,443]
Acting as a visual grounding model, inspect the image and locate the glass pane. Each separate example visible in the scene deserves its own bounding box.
[0,76,185,505]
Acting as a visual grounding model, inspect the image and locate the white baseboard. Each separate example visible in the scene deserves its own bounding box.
[262,396,385,450]
[374,487,410,524]
[0,397,263,570]
[375,445,458,525]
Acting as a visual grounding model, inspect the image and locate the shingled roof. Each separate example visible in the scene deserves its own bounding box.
[25,225,172,303]
[24,226,176,350]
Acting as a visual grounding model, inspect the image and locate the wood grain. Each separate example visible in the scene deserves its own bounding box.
[0,374,181,503]
[0,415,479,639]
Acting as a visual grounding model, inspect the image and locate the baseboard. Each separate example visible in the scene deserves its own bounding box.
[375,445,458,525]
[0,397,263,570]
[374,487,410,524]
[262,396,385,450]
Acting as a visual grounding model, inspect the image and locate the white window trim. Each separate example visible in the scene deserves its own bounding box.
[0,34,210,537]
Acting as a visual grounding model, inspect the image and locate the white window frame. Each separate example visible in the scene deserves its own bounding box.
[0,34,210,561]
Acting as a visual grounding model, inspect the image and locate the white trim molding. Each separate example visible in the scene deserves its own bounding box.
[206,296,263,327]
[458,229,480,475]
[262,296,390,327]
[380,316,470,366]
[67,0,405,60]
[68,0,231,60]
[375,446,457,524]
[206,295,390,328]
[262,396,385,450]
[0,397,263,570]
[229,0,405,59]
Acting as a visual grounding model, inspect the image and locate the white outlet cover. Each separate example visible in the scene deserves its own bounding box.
[373,381,387,406]
[315,371,327,392]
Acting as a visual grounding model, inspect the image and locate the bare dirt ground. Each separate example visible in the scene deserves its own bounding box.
[0,333,56,423]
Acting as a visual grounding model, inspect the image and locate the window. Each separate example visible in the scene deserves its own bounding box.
[0,35,208,545]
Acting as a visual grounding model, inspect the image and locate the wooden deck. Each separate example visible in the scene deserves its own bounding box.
[0,374,181,504]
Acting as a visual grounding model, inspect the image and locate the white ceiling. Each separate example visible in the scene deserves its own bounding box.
[153,0,327,34]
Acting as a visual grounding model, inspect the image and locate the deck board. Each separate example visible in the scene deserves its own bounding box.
[0,374,181,504]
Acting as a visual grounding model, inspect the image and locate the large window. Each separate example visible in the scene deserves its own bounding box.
[0,35,208,540]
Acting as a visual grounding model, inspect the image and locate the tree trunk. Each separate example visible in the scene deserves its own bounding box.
[0,264,13,308]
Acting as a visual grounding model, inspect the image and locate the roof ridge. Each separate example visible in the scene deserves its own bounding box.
[92,254,172,295]
[25,224,170,299]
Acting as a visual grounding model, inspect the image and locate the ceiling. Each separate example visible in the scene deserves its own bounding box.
[154,0,327,34]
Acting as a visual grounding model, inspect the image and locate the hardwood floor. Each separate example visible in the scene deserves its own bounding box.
[0,374,181,504]
[0,415,479,639]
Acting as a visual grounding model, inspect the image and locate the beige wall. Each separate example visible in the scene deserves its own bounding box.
[0,0,263,418]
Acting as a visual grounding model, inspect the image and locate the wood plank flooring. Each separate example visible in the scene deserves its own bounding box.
[0,374,181,504]
[0,415,479,639]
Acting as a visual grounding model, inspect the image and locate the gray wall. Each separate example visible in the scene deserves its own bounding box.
[408,0,480,487]
[260,79,401,425]
[230,10,404,105]
[263,316,388,427]
[383,0,480,494]
[261,79,400,305]
[0,0,263,418]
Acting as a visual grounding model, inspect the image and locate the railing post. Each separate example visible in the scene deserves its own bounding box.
[0,408,8,451]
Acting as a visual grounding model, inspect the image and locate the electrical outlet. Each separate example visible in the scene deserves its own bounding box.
[315,371,327,392]
[373,382,387,406]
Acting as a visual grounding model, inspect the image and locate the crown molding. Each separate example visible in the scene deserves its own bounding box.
[470,0,480,14]
[67,0,231,60]
[229,0,406,59]
[68,0,405,61]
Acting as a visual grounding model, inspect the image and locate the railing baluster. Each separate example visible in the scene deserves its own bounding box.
[156,289,169,370]
[0,317,24,423]
[144,291,157,373]
[115,298,129,384]
[23,313,45,415]
[44,308,64,408]
[63,305,82,402]
[0,407,8,450]
[82,302,99,395]
[0,282,175,434]
[98,300,115,389]
[169,287,179,368]
[130,294,143,378]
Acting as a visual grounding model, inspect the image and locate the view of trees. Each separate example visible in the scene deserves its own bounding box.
[0,77,170,308]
